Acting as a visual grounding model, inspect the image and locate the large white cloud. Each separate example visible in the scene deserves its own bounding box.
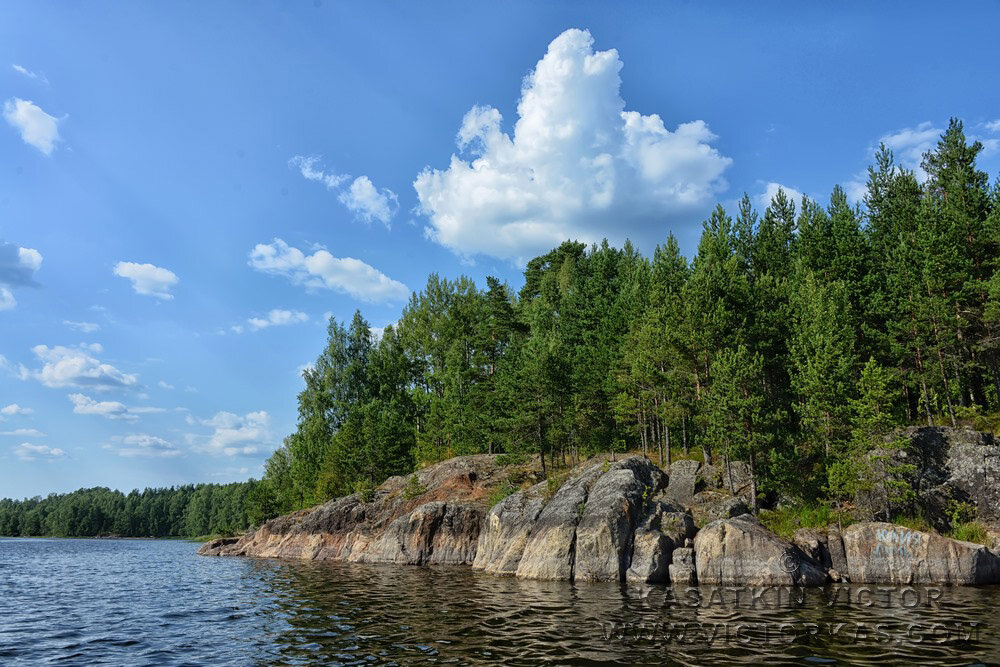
[113,261,178,300]
[188,410,271,457]
[3,98,60,155]
[27,343,138,390]
[414,28,732,263]
[249,238,409,304]
[290,156,398,227]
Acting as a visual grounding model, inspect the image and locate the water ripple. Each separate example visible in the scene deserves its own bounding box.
[1,537,998,665]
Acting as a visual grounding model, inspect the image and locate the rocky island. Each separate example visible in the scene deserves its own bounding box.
[202,426,1000,587]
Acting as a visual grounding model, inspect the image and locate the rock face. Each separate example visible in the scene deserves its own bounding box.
[199,455,502,564]
[472,482,546,576]
[201,444,1000,587]
[694,515,827,586]
[663,460,700,503]
[857,427,1000,529]
[843,522,1000,585]
[574,458,666,581]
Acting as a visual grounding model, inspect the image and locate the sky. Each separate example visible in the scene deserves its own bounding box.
[2,1,999,499]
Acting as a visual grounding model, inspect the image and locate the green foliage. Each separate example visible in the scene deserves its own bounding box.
[758,504,847,541]
[0,482,259,538]
[892,513,934,534]
[402,475,428,500]
[495,452,529,467]
[487,482,518,508]
[949,521,989,545]
[240,120,1000,523]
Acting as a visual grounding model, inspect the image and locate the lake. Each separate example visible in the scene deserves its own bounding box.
[0,537,997,665]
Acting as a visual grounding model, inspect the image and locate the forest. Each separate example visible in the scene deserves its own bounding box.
[2,119,998,537]
[0,482,264,538]
[255,119,1000,520]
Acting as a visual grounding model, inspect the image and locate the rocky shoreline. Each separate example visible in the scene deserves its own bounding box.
[201,427,1000,587]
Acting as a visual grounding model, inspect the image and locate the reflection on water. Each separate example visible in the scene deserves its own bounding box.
[0,537,996,665]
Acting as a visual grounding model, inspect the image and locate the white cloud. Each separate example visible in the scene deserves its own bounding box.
[64,320,100,333]
[0,428,46,437]
[413,28,732,263]
[14,442,64,461]
[0,240,43,311]
[0,286,14,311]
[290,155,349,190]
[290,156,398,226]
[843,179,868,205]
[985,119,1000,134]
[158,380,174,390]
[756,182,806,210]
[69,393,136,421]
[247,309,309,331]
[189,410,271,456]
[0,403,33,417]
[109,433,181,458]
[249,238,409,303]
[338,176,398,227]
[3,98,60,155]
[113,261,178,300]
[11,64,47,84]
[877,122,942,181]
[27,343,138,390]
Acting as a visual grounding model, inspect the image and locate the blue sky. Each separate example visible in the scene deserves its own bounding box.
[2,1,998,498]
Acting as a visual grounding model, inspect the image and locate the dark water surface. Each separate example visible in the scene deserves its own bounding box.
[1,537,998,665]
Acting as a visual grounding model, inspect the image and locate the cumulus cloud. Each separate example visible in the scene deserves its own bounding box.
[14,442,64,461]
[158,380,174,390]
[27,343,138,390]
[247,308,309,331]
[3,98,60,154]
[290,156,398,227]
[189,410,271,456]
[108,433,181,458]
[64,320,100,333]
[249,238,409,304]
[986,119,1000,134]
[1,403,33,417]
[413,28,732,263]
[756,182,806,210]
[11,64,47,84]
[338,176,398,226]
[113,261,178,300]
[69,393,136,421]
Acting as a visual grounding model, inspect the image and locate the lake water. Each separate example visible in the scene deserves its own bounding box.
[1,537,998,665]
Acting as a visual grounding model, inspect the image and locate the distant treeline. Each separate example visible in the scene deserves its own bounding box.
[0,482,264,538]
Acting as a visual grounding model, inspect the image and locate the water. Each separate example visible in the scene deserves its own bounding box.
[0,538,997,665]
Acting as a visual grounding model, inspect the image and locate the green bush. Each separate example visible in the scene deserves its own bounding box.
[488,482,518,508]
[758,504,845,540]
[354,479,376,503]
[496,452,529,467]
[402,474,428,500]
[949,521,989,545]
